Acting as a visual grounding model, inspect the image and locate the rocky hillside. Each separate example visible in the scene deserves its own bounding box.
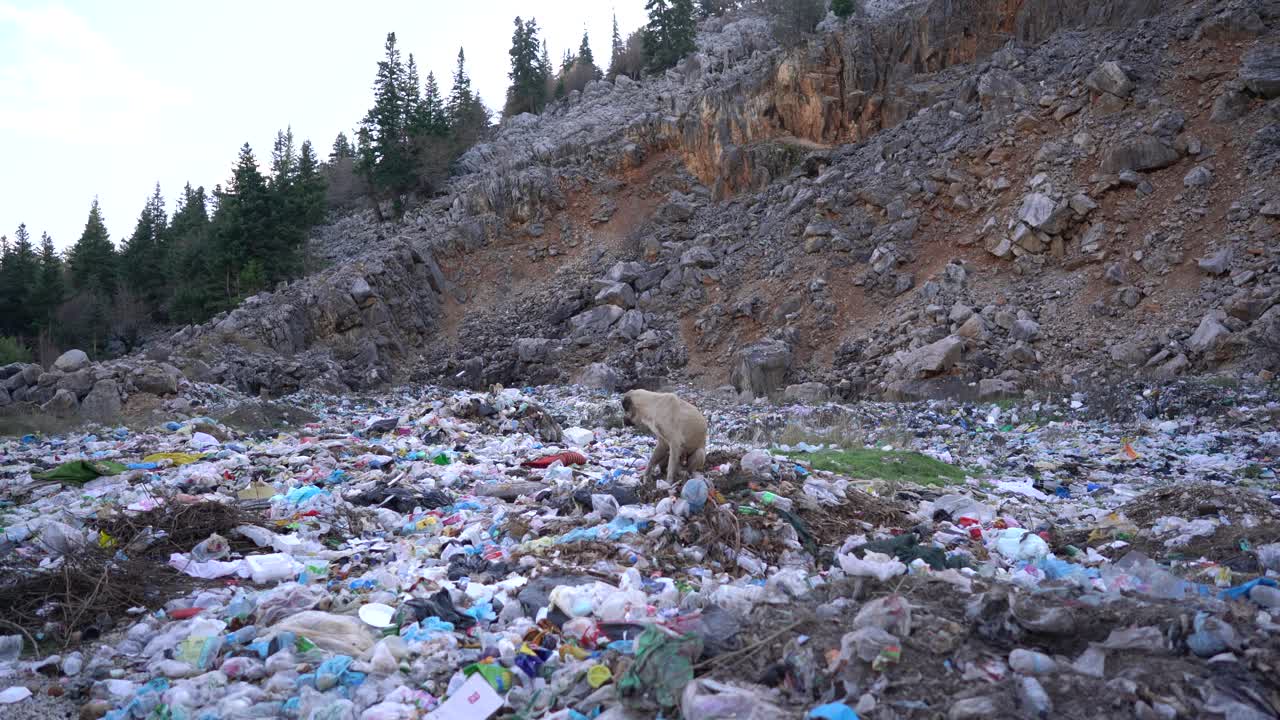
[143,0,1279,401]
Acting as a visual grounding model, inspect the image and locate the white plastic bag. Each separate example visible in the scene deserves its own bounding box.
[836,551,906,581]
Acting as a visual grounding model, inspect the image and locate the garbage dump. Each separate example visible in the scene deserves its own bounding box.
[1,382,1278,719]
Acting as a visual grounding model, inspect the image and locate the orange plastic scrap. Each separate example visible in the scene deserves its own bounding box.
[1121,438,1140,460]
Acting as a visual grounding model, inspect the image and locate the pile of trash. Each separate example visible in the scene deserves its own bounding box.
[0,384,1278,719]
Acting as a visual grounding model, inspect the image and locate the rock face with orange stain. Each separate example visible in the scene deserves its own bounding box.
[112,0,1279,400]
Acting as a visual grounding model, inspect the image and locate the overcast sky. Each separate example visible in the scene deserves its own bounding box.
[0,0,649,250]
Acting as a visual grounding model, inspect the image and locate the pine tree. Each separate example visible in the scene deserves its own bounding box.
[540,40,553,82]
[447,47,474,125]
[210,144,273,301]
[68,199,118,298]
[0,224,38,338]
[360,32,414,215]
[404,54,428,135]
[422,72,448,136]
[32,232,65,332]
[609,12,624,77]
[120,183,168,318]
[295,140,328,228]
[831,0,856,19]
[578,29,595,67]
[166,184,214,324]
[447,47,489,144]
[696,0,736,18]
[330,132,355,161]
[644,0,697,74]
[505,17,549,117]
[271,127,298,182]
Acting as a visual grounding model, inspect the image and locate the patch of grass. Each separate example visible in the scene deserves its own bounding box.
[780,447,966,486]
[0,336,32,364]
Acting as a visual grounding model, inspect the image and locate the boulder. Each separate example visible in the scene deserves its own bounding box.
[1250,306,1280,366]
[1241,41,1280,98]
[894,336,965,379]
[1104,262,1128,285]
[977,68,1029,109]
[568,305,625,335]
[1017,193,1056,229]
[515,338,559,363]
[594,282,637,308]
[730,340,793,399]
[80,379,123,421]
[656,195,696,223]
[1069,194,1098,216]
[4,368,30,392]
[978,378,1018,400]
[56,369,97,399]
[680,246,717,268]
[1010,318,1041,342]
[53,349,90,373]
[957,314,989,339]
[0,363,24,381]
[1210,90,1250,123]
[782,382,831,405]
[1086,61,1134,98]
[1188,312,1231,354]
[41,388,79,418]
[616,310,645,340]
[132,365,180,396]
[21,364,42,385]
[605,261,646,284]
[0,387,9,407]
[1100,137,1181,174]
[1198,248,1232,275]
[576,363,621,392]
[349,277,374,304]
[1183,166,1213,187]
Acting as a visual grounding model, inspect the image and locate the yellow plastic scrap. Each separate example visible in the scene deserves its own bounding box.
[237,481,276,501]
[143,452,205,466]
[98,531,117,549]
[1088,512,1138,543]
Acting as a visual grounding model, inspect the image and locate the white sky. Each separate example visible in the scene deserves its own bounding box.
[0,0,649,249]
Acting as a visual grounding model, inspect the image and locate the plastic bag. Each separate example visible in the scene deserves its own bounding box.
[191,533,230,562]
[991,529,1049,562]
[681,477,709,513]
[740,450,773,476]
[853,594,912,636]
[617,627,703,713]
[271,611,374,656]
[592,494,620,520]
[836,551,906,581]
[681,679,786,719]
[563,427,594,447]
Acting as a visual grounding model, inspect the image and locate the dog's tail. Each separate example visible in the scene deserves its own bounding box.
[689,446,706,473]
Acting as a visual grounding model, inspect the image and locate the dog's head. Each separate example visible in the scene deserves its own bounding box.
[621,392,636,428]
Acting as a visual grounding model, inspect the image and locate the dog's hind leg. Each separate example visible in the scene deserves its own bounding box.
[647,440,669,479]
[666,442,683,485]
[688,446,706,473]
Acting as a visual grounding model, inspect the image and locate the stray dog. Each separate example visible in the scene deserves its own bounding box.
[621,389,707,485]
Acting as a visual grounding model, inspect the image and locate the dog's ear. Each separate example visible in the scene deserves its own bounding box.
[621,394,632,412]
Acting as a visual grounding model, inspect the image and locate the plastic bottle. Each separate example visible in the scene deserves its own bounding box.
[753,491,793,512]
[1017,676,1052,717]
[1008,649,1057,674]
